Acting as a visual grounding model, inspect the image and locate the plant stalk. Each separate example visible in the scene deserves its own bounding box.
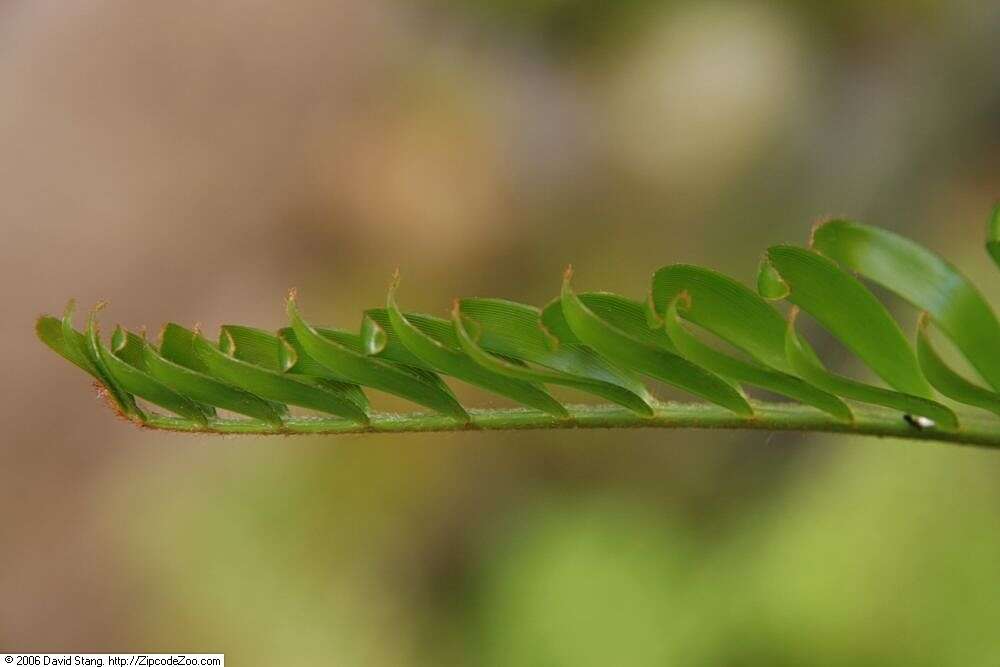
[138,401,1000,448]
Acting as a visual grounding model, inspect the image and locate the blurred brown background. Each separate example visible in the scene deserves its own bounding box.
[3,1,1000,664]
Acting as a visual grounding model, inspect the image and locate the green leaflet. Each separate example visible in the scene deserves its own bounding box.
[364,304,548,399]
[160,323,211,372]
[574,290,710,359]
[90,318,209,425]
[812,218,1000,391]
[162,323,290,419]
[283,325,454,412]
[37,309,143,420]
[663,295,851,422]
[37,314,101,379]
[362,310,449,367]
[916,313,1000,417]
[193,328,370,425]
[282,324,459,403]
[142,330,285,425]
[760,245,958,425]
[73,303,144,420]
[218,324,342,389]
[560,270,753,417]
[539,292,675,350]
[384,280,568,418]
[216,325,368,412]
[277,328,349,378]
[539,296,579,345]
[784,309,957,429]
[451,298,655,416]
[287,295,470,422]
[761,245,933,398]
[217,325,295,372]
[578,292,676,350]
[987,203,1000,270]
[755,259,790,301]
[650,264,821,373]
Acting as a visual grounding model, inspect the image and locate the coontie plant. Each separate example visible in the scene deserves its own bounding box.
[38,208,1000,448]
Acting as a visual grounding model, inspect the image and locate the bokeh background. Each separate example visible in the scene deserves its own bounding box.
[3,0,1000,663]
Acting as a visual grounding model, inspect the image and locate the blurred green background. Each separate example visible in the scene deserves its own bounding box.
[3,0,1000,663]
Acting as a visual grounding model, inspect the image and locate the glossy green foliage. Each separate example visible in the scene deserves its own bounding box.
[986,203,1000,271]
[36,210,1000,445]
[813,219,1000,390]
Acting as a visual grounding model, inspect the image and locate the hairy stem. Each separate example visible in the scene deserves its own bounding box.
[138,401,1000,448]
